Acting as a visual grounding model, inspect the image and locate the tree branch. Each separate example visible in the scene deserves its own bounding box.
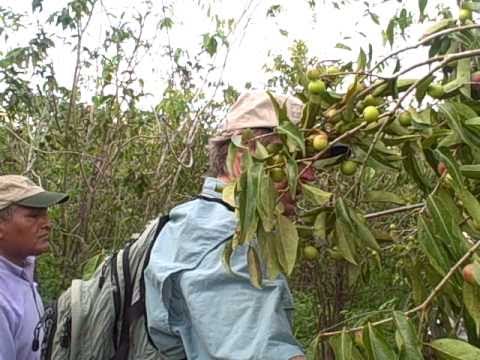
[317,237,480,339]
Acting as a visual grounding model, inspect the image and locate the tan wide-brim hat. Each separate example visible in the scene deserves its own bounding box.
[0,175,69,211]
[210,91,305,142]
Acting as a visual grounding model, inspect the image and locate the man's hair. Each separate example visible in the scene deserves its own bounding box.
[207,128,278,177]
[0,205,17,223]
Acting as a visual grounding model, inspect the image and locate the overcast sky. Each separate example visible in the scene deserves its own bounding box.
[3,0,460,107]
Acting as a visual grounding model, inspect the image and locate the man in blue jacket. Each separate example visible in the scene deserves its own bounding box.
[144,91,307,359]
[0,175,68,360]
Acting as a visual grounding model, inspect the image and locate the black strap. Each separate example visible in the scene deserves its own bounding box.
[114,243,134,360]
[139,215,170,349]
[110,253,121,351]
[195,195,235,212]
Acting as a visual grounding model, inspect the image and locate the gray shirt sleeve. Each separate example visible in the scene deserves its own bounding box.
[0,303,17,360]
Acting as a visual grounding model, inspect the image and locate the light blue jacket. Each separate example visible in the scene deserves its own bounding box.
[144,177,304,360]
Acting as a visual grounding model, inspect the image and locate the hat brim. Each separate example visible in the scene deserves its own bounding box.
[16,191,69,208]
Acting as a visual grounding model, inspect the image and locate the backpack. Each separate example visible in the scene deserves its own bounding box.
[38,214,171,360]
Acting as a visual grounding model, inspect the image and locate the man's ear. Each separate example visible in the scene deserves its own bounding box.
[232,151,244,178]
[0,223,4,241]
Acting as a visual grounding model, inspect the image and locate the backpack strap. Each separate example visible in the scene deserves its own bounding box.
[113,215,170,358]
[112,242,134,360]
[110,252,121,351]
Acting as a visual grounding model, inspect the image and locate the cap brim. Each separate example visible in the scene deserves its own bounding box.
[16,191,69,208]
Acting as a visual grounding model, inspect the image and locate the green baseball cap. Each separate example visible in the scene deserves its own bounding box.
[0,175,68,210]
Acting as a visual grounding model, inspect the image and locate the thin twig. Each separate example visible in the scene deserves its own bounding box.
[364,203,424,219]
[372,24,480,72]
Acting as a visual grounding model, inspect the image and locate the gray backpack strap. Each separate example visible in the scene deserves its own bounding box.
[113,215,170,360]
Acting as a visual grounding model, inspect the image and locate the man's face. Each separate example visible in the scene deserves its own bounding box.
[0,206,52,264]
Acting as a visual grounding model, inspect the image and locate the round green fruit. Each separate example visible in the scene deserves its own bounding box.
[326,66,340,74]
[313,134,329,151]
[266,142,283,155]
[307,68,322,81]
[308,80,326,95]
[270,167,286,182]
[364,95,379,106]
[363,106,380,123]
[304,245,320,261]
[268,154,284,166]
[459,8,473,23]
[340,160,358,176]
[427,83,445,99]
[398,111,412,127]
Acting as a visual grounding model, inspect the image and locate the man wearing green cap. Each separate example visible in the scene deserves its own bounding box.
[0,175,68,360]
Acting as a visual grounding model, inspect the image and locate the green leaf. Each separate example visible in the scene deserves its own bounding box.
[356,48,367,72]
[410,108,432,127]
[364,191,406,205]
[247,246,263,288]
[32,0,43,12]
[457,58,472,98]
[386,19,395,47]
[237,155,260,245]
[365,323,398,359]
[466,117,480,127]
[419,0,428,17]
[313,211,327,240]
[257,170,276,232]
[426,191,467,260]
[276,213,299,275]
[429,338,480,359]
[329,329,353,360]
[463,282,480,336]
[285,152,299,198]
[460,164,480,179]
[350,210,381,252]
[226,142,239,175]
[402,143,432,193]
[393,311,423,360]
[222,182,236,208]
[202,33,217,56]
[335,43,352,51]
[253,141,270,160]
[335,219,358,265]
[439,102,480,161]
[415,75,434,104]
[302,184,332,206]
[421,18,455,38]
[464,2,480,11]
[436,148,480,225]
[267,92,305,155]
[258,226,281,280]
[417,216,451,276]
[159,17,173,30]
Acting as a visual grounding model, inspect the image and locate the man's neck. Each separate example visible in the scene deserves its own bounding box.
[0,250,27,267]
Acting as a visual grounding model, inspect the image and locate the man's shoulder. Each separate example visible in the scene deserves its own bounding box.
[170,196,234,222]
